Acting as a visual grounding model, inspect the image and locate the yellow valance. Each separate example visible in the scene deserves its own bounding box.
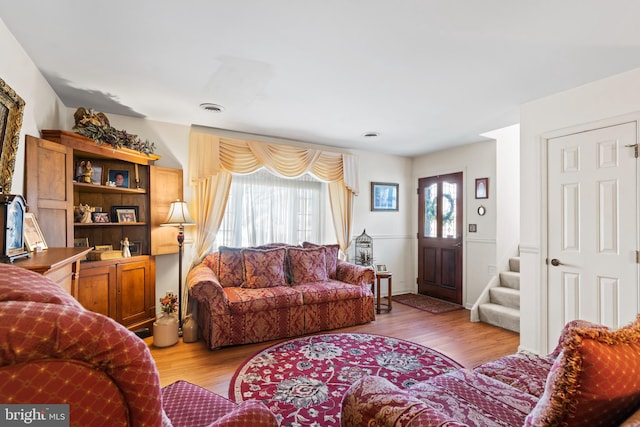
[189,129,359,194]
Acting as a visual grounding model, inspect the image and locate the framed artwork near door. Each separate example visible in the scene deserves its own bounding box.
[371,182,399,211]
[475,178,488,199]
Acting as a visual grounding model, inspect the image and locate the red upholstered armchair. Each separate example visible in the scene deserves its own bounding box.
[0,263,277,427]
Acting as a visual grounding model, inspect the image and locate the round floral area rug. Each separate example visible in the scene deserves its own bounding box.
[229,333,462,426]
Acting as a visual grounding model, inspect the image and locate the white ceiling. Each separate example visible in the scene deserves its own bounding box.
[2,1,640,157]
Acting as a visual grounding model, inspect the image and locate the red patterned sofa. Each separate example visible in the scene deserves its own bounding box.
[187,243,375,349]
[341,318,640,426]
[0,263,277,427]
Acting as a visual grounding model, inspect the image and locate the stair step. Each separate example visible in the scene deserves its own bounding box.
[478,303,520,333]
[489,286,520,309]
[509,256,520,273]
[499,271,520,290]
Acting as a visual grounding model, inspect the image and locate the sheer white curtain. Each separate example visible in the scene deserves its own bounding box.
[214,169,325,248]
[189,128,359,260]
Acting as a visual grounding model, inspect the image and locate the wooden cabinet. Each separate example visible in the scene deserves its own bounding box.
[25,130,183,331]
[77,256,156,330]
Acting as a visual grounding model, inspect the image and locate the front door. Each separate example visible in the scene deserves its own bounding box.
[417,172,463,304]
[546,121,639,350]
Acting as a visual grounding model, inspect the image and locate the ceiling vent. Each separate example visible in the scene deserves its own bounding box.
[362,132,380,138]
[200,103,225,113]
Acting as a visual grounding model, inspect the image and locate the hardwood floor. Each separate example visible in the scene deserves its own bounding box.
[145,299,519,397]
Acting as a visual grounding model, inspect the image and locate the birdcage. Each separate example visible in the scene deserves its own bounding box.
[354,229,373,266]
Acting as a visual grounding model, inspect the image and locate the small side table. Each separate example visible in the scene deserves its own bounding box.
[376,271,392,314]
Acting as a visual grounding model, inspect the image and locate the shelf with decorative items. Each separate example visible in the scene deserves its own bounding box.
[25,123,184,334]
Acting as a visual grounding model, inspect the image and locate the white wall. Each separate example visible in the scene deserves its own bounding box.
[0,17,67,196]
[520,67,640,354]
[485,124,520,273]
[351,150,414,296]
[412,140,497,308]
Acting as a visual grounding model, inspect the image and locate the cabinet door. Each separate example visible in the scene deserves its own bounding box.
[116,257,156,329]
[150,166,183,255]
[24,135,74,247]
[77,264,117,318]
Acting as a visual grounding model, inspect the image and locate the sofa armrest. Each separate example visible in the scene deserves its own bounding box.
[335,259,375,287]
[187,263,229,315]
[341,376,467,427]
[0,301,163,426]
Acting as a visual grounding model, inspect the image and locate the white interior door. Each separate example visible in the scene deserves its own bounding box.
[547,121,639,350]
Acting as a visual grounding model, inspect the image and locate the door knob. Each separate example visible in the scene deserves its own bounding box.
[550,258,562,266]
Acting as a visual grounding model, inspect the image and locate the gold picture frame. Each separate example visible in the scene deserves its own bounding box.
[23,212,48,252]
[0,78,26,194]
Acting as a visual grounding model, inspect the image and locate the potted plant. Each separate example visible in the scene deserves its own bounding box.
[153,292,179,347]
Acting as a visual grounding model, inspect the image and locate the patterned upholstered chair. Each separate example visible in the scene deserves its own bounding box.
[341,317,640,426]
[0,263,277,427]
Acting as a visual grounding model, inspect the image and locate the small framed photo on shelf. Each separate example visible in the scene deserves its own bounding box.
[129,240,141,256]
[375,264,388,273]
[23,212,48,252]
[475,178,488,199]
[111,206,139,223]
[92,212,110,223]
[371,182,399,211]
[73,237,89,248]
[114,208,137,223]
[108,169,129,188]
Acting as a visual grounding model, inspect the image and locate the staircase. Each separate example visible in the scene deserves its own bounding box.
[472,256,520,333]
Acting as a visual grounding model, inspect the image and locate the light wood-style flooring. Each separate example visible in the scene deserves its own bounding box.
[145,299,519,397]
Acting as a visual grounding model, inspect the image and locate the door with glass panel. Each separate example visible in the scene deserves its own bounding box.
[417,172,463,304]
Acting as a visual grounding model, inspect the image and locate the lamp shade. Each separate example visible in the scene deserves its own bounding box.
[161,200,195,226]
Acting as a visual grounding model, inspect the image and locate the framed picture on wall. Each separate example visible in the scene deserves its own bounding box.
[475,178,488,199]
[371,182,399,211]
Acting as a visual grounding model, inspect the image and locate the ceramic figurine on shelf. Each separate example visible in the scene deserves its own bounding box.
[79,204,94,223]
[79,160,93,183]
[121,237,131,258]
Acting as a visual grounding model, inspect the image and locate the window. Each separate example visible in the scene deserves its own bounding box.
[214,169,326,248]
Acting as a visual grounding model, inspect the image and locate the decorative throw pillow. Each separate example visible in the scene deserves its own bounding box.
[303,242,339,279]
[202,252,219,276]
[217,246,244,287]
[241,247,287,289]
[524,316,640,427]
[287,247,328,285]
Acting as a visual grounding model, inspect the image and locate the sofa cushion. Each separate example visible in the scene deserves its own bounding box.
[303,242,339,279]
[287,246,327,285]
[409,369,539,427]
[294,280,366,304]
[218,247,244,288]
[474,351,556,398]
[241,247,287,289]
[224,286,303,313]
[524,316,640,427]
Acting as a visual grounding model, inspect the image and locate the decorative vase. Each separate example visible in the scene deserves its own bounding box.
[182,314,198,343]
[153,313,179,347]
